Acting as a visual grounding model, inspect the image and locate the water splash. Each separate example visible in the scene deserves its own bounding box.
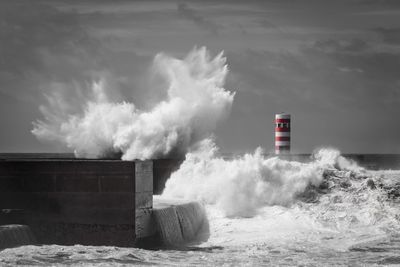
[163,145,360,217]
[32,47,235,160]
[163,144,400,250]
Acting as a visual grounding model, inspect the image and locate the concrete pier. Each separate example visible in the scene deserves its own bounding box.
[0,155,187,248]
[0,158,154,246]
[152,197,209,247]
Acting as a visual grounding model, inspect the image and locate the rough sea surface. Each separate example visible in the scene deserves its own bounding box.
[1,161,400,266]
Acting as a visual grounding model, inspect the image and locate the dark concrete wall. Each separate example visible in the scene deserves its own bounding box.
[135,160,154,239]
[153,159,183,195]
[0,225,36,249]
[0,159,138,246]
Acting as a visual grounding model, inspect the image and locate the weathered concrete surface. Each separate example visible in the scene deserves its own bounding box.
[0,155,187,248]
[0,159,137,246]
[153,159,183,194]
[0,209,25,225]
[135,160,155,239]
[152,205,184,246]
[0,225,36,250]
[151,197,209,247]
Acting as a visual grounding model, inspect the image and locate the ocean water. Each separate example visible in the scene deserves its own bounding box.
[1,154,400,266]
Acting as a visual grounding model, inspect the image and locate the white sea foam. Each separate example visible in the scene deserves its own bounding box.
[163,144,360,217]
[163,146,400,249]
[32,47,234,160]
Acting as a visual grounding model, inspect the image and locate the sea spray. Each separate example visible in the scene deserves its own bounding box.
[162,144,361,217]
[32,47,235,160]
[163,144,400,250]
[161,150,400,255]
[312,147,363,172]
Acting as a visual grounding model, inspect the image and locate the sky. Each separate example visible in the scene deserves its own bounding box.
[1,0,400,154]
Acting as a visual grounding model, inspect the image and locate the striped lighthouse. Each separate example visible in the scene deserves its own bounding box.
[275,113,291,154]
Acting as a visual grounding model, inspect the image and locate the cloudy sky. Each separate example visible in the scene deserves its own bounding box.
[1,0,400,154]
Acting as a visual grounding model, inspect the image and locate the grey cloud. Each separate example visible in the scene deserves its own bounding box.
[224,39,400,152]
[0,1,102,92]
[0,1,105,152]
[311,39,369,54]
[356,0,400,7]
[177,2,220,35]
[2,0,400,154]
[374,27,400,45]
[258,19,279,30]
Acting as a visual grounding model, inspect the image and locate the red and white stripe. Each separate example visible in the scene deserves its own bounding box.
[275,113,290,154]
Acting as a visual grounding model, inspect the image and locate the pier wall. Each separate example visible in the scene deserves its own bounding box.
[0,159,153,246]
[153,159,184,195]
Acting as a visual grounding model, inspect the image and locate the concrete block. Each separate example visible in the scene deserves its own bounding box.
[135,192,152,209]
[0,176,25,192]
[55,175,99,192]
[175,202,209,243]
[48,192,135,209]
[135,161,153,193]
[99,175,134,192]
[0,209,26,225]
[153,159,183,194]
[0,225,36,249]
[0,158,139,246]
[0,192,135,210]
[0,193,31,209]
[25,207,135,225]
[74,161,134,175]
[152,206,184,246]
[23,174,56,192]
[135,208,156,239]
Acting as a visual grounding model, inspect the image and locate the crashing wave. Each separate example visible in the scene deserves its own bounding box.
[32,47,234,160]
